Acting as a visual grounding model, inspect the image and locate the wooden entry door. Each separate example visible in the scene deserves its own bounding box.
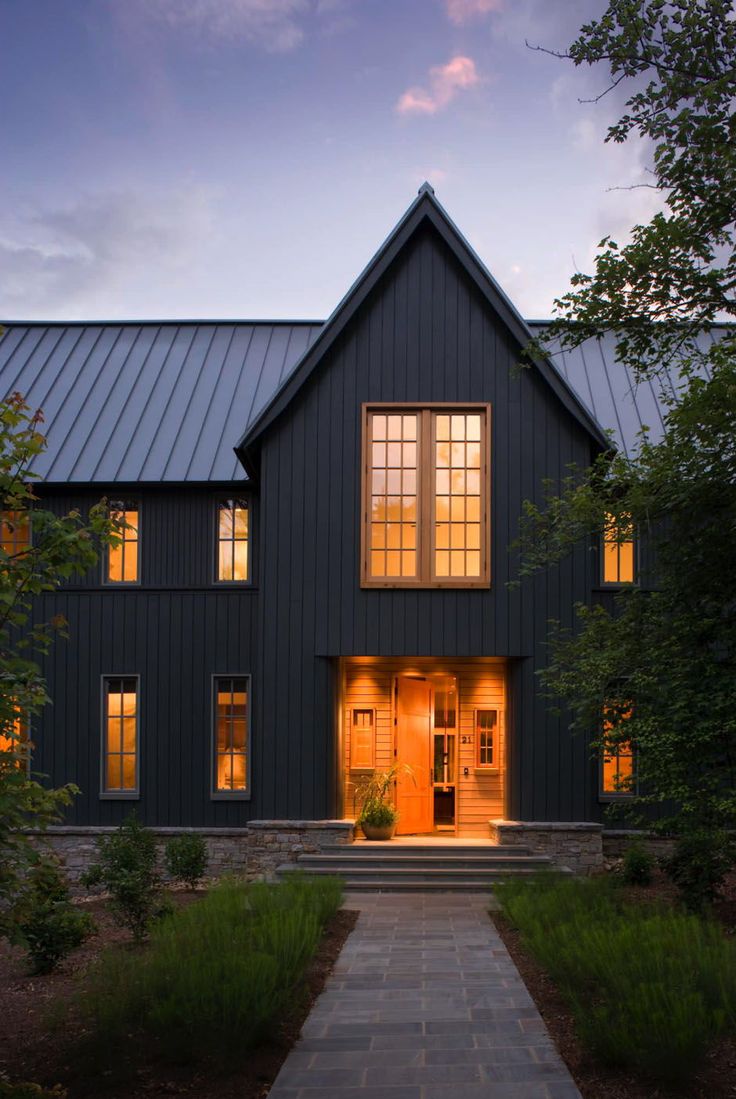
[395,676,433,834]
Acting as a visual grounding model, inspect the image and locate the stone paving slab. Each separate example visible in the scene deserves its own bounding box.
[268,893,582,1099]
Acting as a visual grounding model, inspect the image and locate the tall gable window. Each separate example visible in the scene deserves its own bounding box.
[602,513,635,585]
[101,676,139,796]
[216,500,249,583]
[107,501,139,584]
[362,405,490,587]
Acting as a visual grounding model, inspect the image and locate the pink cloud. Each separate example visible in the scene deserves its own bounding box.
[445,0,503,24]
[396,55,481,116]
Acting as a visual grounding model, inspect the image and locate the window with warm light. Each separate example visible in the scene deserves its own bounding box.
[362,406,489,586]
[1,511,31,557]
[216,500,249,582]
[213,676,249,795]
[107,501,139,583]
[475,708,497,769]
[0,706,30,773]
[602,513,635,585]
[102,677,139,796]
[600,705,636,796]
[350,708,375,770]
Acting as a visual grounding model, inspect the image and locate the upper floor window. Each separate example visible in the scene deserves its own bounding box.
[600,703,636,797]
[216,500,249,583]
[212,676,249,796]
[601,513,635,585]
[361,406,490,587]
[107,501,139,583]
[101,676,139,796]
[1,510,31,557]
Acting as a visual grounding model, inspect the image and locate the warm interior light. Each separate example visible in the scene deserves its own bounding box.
[215,678,248,790]
[218,501,249,581]
[434,413,481,578]
[603,513,634,584]
[108,503,139,583]
[370,413,418,578]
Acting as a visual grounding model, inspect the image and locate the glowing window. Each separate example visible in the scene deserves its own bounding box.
[0,706,30,773]
[0,511,30,557]
[217,500,249,582]
[102,677,138,794]
[107,501,139,583]
[351,708,375,770]
[601,705,635,796]
[214,677,248,794]
[602,513,635,584]
[363,407,489,586]
[475,708,497,768]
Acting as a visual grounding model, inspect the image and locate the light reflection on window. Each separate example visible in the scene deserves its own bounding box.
[217,500,249,582]
[434,413,482,579]
[369,414,417,579]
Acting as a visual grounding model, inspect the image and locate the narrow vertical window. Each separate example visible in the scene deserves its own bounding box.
[601,704,635,796]
[433,412,483,579]
[217,500,249,582]
[602,513,635,584]
[368,413,418,580]
[102,677,138,795]
[107,501,139,583]
[350,708,375,770]
[0,510,31,556]
[213,676,249,794]
[0,706,30,773]
[475,708,497,768]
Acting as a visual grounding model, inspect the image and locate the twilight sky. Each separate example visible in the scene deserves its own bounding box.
[0,0,658,321]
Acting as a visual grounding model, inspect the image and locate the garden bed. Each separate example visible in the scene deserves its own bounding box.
[0,885,357,1099]
[493,870,736,1099]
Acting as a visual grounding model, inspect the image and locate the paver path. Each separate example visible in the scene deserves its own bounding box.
[268,892,582,1099]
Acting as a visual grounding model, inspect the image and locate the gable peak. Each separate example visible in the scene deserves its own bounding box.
[417,180,436,197]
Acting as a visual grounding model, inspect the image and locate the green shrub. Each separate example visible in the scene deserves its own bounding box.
[0,1084,67,1098]
[496,874,736,1085]
[81,875,342,1065]
[10,859,94,974]
[164,833,208,888]
[81,815,161,941]
[663,831,736,912]
[622,840,654,886]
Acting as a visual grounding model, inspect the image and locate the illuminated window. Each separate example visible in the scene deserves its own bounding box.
[475,708,497,768]
[107,501,139,583]
[102,677,138,795]
[363,406,489,586]
[350,708,375,770]
[0,510,31,556]
[216,500,249,582]
[602,513,635,584]
[0,706,30,773]
[213,676,249,795]
[601,704,635,796]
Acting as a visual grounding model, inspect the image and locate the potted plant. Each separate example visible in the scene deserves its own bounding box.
[353,764,413,841]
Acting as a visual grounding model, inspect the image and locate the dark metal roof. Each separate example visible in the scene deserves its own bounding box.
[0,321,321,482]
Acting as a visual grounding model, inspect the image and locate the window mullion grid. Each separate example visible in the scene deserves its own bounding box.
[420,409,432,584]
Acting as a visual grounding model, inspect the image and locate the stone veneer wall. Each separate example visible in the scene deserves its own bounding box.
[602,829,676,862]
[489,820,603,875]
[29,820,355,889]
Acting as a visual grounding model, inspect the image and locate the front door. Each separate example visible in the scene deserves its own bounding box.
[395,676,433,834]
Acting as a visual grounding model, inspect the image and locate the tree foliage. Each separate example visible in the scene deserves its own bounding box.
[518,0,736,863]
[0,391,120,928]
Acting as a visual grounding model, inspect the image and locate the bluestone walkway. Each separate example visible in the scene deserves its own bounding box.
[268,892,582,1099]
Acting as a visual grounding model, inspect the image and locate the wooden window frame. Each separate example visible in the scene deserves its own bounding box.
[349,706,376,772]
[474,707,499,771]
[104,499,141,586]
[360,403,491,589]
[210,673,252,800]
[600,514,637,587]
[100,674,140,800]
[214,498,251,585]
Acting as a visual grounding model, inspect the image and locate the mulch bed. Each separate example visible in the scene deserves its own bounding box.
[492,868,736,1099]
[0,891,358,1099]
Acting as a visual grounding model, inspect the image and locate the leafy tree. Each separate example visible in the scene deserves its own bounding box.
[0,390,120,930]
[518,0,736,892]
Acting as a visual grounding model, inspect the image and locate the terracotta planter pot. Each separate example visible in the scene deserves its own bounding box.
[361,821,396,841]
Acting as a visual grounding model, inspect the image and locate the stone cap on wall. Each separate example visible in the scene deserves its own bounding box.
[247,820,355,831]
[490,820,603,833]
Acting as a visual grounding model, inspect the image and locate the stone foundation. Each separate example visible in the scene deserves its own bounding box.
[29,820,355,889]
[489,820,603,875]
[602,829,675,863]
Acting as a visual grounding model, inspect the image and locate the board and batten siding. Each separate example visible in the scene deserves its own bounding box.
[258,220,601,824]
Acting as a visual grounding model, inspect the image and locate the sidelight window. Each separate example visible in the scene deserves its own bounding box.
[362,406,490,587]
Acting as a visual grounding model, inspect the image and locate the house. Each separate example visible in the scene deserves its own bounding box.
[0,184,668,877]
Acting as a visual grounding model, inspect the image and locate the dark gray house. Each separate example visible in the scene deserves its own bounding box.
[0,185,662,872]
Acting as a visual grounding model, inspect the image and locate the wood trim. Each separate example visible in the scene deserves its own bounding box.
[473,706,499,771]
[360,403,491,589]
